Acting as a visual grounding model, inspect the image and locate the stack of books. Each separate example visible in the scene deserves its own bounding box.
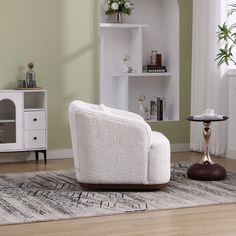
[143,52,167,73]
[150,97,166,121]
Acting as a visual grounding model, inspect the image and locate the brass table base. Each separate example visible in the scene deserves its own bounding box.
[187,116,229,181]
[187,163,226,181]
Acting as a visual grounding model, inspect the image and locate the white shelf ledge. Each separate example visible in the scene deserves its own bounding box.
[112,72,171,78]
[146,119,179,123]
[100,23,148,29]
[0,119,15,123]
[24,108,46,111]
[128,72,171,77]
[0,89,46,93]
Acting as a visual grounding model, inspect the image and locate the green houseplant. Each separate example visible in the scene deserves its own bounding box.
[216,4,236,66]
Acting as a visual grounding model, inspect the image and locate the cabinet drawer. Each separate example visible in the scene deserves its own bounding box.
[25,130,46,149]
[24,111,46,130]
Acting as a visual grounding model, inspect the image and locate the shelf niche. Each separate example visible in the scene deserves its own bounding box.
[99,0,179,121]
[24,91,46,110]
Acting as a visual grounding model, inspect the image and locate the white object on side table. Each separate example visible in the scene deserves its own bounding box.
[193,109,223,120]
[0,90,47,163]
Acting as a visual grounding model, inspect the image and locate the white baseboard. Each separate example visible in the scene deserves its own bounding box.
[226,148,236,160]
[0,144,190,163]
[47,149,73,159]
[0,149,73,163]
[171,143,190,152]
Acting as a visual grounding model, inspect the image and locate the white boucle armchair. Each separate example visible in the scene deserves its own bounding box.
[68,100,170,190]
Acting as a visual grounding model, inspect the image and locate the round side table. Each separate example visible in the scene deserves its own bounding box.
[186,116,228,181]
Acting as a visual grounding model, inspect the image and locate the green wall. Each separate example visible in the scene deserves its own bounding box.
[150,0,193,144]
[0,0,192,150]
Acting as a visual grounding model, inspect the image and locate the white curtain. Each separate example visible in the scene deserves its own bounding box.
[191,0,229,155]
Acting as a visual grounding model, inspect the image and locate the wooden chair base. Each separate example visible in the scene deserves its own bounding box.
[79,182,168,191]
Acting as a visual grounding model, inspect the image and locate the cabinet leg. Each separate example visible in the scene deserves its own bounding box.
[35,151,39,161]
[35,150,47,164]
[43,150,47,164]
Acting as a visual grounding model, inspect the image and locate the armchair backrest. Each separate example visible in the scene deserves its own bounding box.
[68,101,152,184]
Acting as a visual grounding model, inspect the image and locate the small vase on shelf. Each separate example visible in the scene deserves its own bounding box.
[115,12,122,23]
[26,62,36,88]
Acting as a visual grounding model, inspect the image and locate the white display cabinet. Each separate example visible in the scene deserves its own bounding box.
[100,0,179,121]
[0,90,47,163]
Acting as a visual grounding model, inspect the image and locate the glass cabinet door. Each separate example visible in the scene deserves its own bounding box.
[0,93,23,151]
[0,99,16,144]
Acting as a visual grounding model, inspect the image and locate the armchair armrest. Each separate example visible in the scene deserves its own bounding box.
[100,104,144,121]
[148,131,171,184]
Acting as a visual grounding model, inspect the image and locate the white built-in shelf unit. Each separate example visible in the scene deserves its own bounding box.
[100,0,179,122]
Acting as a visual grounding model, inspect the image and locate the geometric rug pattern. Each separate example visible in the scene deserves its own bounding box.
[1,162,236,225]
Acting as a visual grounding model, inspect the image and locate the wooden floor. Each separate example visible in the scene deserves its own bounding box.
[1,152,236,236]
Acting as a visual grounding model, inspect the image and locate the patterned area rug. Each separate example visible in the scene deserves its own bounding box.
[1,162,236,225]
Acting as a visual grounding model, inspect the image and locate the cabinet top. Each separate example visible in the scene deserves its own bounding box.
[0,89,47,93]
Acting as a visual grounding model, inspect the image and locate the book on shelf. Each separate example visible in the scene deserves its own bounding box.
[150,97,166,121]
[143,65,167,73]
[147,65,166,69]
[148,65,167,73]
[147,69,167,73]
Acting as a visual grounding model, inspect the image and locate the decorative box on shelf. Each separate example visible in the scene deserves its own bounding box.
[0,89,47,163]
